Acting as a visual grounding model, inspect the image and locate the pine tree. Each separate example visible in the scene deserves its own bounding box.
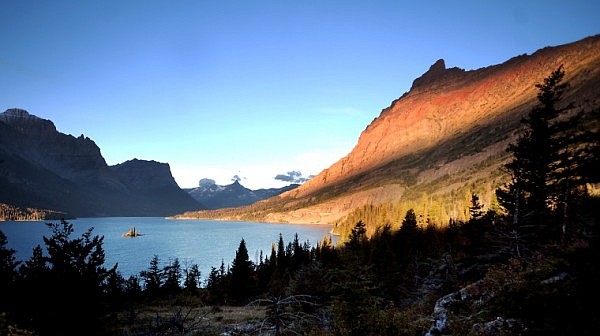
[346,220,367,251]
[400,209,418,234]
[276,234,287,271]
[21,220,114,335]
[0,230,18,283]
[140,254,163,295]
[206,265,227,304]
[510,67,568,222]
[125,275,142,298]
[19,245,47,279]
[228,239,256,304]
[183,263,201,292]
[469,194,485,221]
[163,258,182,295]
[499,66,595,242]
[0,230,18,314]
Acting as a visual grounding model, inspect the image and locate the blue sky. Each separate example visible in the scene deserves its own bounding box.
[1,1,598,189]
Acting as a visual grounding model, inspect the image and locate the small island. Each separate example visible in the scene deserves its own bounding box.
[122,226,142,237]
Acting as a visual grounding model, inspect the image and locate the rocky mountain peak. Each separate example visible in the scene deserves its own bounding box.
[427,58,447,74]
[111,159,178,189]
[0,108,56,133]
[1,108,35,119]
[185,178,299,210]
[410,58,466,92]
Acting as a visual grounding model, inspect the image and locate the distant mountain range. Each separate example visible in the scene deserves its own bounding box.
[174,34,600,228]
[185,178,299,210]
[0,109,203,218]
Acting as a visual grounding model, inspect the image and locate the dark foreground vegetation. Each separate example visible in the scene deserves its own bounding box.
[1,67,598,335]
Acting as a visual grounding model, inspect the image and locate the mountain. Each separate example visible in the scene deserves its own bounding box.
[185,178,299,210]
[174,34,600,229]
[0,109,203,217]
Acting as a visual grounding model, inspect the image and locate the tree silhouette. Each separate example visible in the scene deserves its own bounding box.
[183,263,201,292]
[469,193,485,221]
[499,66,598,244]
[0,230,18,315]
[400,209,418,234]
[163,258,182,295]
[15,219,115,335]
[228,239,256,304]
[140,254,163,295]
[346,220,367,252]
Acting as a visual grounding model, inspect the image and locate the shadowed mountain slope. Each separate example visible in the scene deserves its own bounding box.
[0,109,203,217]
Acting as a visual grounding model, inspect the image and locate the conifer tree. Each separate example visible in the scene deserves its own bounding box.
[346,220,367,252]
[0,230,18,283]
[19,245,47,279]
[104,268,126,300]
[276,233,287,271]
[125,275,142,298]
[140,254,163,295]
[206,266,220,289]
[183,263,201,292]
[163,258,182,295]
[505,66,568,224]
[469,193,485,221]
[395,209,420,266]
[0,230,18,314]
[400,209,418,234]
[22,220,114,335]
[206,265,227,304]
[498,66,595,242]
[228,239,256,304]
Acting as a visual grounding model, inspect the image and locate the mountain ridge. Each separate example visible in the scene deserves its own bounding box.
[185,178,299,210]
[174,34,600,226]
[0,109,203,217]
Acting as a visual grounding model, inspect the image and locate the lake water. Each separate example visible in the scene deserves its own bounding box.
[0,217,335,282]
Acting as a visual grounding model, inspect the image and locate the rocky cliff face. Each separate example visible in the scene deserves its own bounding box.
[0,109,108,181]
[176,34,600,225]
[0,110,202,217]
[111,159,180,190]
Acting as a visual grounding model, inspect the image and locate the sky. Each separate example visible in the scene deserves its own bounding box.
[1,1,598,189]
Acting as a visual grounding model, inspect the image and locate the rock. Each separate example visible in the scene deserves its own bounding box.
[470,317,527,336]
[425,279,491,336]
[540,272,569,285]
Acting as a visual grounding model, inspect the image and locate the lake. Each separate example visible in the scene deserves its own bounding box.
[0,217,335,282]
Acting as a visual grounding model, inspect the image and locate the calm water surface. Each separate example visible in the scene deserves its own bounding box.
[0,217,335,281]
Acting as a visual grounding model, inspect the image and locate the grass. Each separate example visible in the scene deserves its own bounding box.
[107,298,267,335]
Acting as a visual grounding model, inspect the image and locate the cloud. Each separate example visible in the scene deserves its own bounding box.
[274,171,313,184]
[198,178,216,187]
[231,175,243,182]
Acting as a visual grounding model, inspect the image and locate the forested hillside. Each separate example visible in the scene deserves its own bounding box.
[0,203,68,221]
